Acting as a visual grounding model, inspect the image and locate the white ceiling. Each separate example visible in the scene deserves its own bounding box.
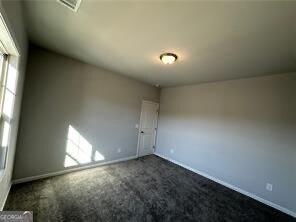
[23,1,296,87]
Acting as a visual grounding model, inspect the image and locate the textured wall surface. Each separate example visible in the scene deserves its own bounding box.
[13,45,159,179]
[156,73,296,213]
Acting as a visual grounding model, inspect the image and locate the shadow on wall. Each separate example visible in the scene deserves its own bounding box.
[64,125,105,168]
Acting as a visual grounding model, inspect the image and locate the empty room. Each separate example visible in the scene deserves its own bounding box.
[0,0,295,221]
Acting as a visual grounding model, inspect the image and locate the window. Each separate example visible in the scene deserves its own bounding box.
[0,12,20,173]
[0,53,17,170]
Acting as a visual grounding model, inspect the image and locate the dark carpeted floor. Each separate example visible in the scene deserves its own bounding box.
[5,155,295,222]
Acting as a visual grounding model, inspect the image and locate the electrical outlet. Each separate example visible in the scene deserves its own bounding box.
[266,183,273,191]
[117,148,121,153]
[170,149,174,154]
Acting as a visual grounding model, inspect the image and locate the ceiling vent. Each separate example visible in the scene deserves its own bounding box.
[57,0,81,12]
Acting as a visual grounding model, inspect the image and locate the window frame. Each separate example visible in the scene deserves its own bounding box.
[0,9,21,178]
[0,53,13,170]
[0,54,9,116]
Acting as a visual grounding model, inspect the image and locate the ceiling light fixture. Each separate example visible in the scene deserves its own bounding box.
[160,53,178,65]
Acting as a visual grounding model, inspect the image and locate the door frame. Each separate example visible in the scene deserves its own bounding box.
[136,100,159,158]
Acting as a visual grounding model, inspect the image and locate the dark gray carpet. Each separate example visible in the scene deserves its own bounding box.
[4,155,295,222]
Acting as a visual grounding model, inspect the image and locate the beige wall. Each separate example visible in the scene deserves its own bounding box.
[156,73,296,214]
[13,45,160,180]
[0,0,28,209]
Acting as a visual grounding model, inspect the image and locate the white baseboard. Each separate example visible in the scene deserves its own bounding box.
[1,183,11,210]
[154,153,296,218]
[12,155,137,185]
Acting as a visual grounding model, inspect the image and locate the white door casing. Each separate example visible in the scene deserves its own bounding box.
[137,100,159,157]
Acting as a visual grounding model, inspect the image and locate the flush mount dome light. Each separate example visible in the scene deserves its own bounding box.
[160,53,178,64]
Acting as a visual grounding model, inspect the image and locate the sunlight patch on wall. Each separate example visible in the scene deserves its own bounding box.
[64,154,77,167]
[94,151,104,161]
[64,125,105,167]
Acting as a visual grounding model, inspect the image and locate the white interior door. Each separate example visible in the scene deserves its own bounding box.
[137,101,159,157]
